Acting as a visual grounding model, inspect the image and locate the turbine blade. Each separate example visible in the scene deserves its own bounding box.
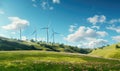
[31,30,36,35]
[47,21,51,28]
[41,27,47,29]
[52,28,54,32]
[55,32,60,34]
[51,33,54,38]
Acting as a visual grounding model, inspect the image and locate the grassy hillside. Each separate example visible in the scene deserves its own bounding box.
[90,43,120,59]
[0,37,92,54]
[0,51,120,71]
[0,37,120,70]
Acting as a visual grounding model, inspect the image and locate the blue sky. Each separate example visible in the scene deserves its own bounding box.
[0,0,120,48]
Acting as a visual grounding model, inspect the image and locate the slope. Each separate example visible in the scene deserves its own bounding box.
[90,43,120,59]
[0,37,91,53]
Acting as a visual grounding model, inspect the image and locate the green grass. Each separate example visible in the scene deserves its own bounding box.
[90,43,120,59]
[0,51,120,71]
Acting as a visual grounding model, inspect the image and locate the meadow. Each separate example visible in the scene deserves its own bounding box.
[0,51,120,71]
[90,43,120,59]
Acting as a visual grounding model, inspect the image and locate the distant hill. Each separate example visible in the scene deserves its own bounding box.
[90,43,120,59]
[0,37,92,54]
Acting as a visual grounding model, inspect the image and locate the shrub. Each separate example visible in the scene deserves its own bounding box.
[59,44,64,48]
[30,45,37,50]
[116,45,120,48]
[64,48,74,53]
[30,39,35,42]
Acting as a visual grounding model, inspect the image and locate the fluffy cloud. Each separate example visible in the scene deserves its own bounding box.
[11,32,16,35]
[97,31,108,37]
[0,34,6,37]
[2,17,29,30]
[91,25,100,29]
[106,26,120,33]
[69,24,77,33]
[38,37,45,41]
[0,10,4,15]
[87,15,106,25]
[32,4,37,7]
[32,0,60,10]
[112,36,120,42]
[52,0,60,4]
[65,26,108,48]
[22,36,27,41]
[78,39,108,48]
[109,19,120,24]
[65,26,108,42]
[32,37,45,41]
[49,7,54,10]
[40,1,54,10]
[32,0,36,2]
[41,1,48,10]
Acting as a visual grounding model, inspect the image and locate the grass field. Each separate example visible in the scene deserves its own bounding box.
[90,43,120,59]
[0,51,120,71]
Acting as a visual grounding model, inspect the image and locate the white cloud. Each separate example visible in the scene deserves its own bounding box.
[87,15,98,25]
[91,25,100,29]
[109,19,120,24]
[53,0,60,4]
[66,26,108,48]
[22,36,27,41]
[112,36,120,42]
[38,37,45,41]
[32,0,36,2]
[2,17,29,30]
[0,34,6,37]
[41,1,48,10]
[11,32,16,35]
[40,1,54,10]
[99,15,106,23]
[78,39,108,48]
[49,6,54,10]
[106,26,120,33]
[65,26,108,42]
[0,10,5,15]
[87,15,106,25]
[32,37,45,41]
[69,24,77,33]
[33,4,37,7]
[32,0,60,10]
[97,31,108,37]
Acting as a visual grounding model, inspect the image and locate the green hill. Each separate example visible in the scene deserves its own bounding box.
[0,51,120,71]
[90,43,120,59]
[0,37,91,54]
[0,37,120,70]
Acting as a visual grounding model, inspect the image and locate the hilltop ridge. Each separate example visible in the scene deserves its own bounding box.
[0,37,92,54]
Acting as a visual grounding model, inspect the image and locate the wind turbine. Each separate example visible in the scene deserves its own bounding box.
[20,28,22,40]
[51,29,59,44]
[31,28,37,41]
[41,24,50,43]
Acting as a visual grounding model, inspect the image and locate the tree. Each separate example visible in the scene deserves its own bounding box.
[30,39,35,42]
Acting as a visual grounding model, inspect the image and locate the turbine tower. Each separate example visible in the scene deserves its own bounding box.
[41,24,50,43]
[31,28,37,41]
[41,26,49,43]
[20,28,22,40]
[51,29,59,44]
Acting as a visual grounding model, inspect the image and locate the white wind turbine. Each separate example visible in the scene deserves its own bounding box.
[41,23,51,43]
[31,28,37,41]
[19,28,22,40]
[51,29,59,44]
